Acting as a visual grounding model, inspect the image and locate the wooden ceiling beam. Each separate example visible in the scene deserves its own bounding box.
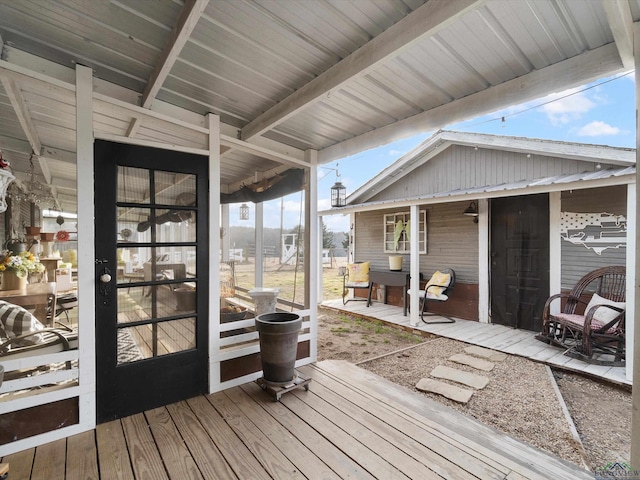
[0,73,42,155]
[141,0,208,109]
[601,0,634,70]
[220,134,310,168]
[241,0,486,141]
[319,43,626,164]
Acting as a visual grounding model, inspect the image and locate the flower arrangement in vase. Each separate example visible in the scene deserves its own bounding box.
[0,250,45,290]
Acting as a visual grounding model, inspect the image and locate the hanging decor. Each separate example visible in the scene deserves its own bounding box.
[330,179,346,207]
[0,150,15,213]
[6,153,53,206]
[321,163,346,207]
[220,168,306,204]
[239,203,250,220]
[55,230,70,242]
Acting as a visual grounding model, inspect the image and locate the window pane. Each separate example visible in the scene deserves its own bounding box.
[155,209,196,243]
[117,206,151,242]
[117,166,149,204]
[154,171,196,207]
[116,318,196,364]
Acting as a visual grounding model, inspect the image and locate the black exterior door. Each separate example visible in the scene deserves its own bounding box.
[490,194,549,331]
[94,140,208,422]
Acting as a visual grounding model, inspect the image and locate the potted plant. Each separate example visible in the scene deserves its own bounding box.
[389,219,409,271]
[0,250,45,290]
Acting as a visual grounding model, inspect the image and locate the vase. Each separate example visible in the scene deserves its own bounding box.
[255,312,302,385]
[1,271,27,291]
[388,255,403,271]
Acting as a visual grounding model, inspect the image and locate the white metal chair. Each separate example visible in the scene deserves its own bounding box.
[408,268,456,324]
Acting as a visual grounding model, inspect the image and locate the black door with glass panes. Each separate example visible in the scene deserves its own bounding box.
[94,140,208,422]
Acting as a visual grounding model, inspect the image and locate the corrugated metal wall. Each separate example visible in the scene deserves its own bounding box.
[354,201,478,284]
[370,145,605,202]
[560,186,627,289]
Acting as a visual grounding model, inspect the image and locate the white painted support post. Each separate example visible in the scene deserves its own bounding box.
[349,213,355,263]
[631,21,640,469]
[548,192,562,314]
[207,113,221,393]
[255,202,264,287]
[221,203,229,262]
[305,152,319,361]
[478,198,489,323]
[76,64,96,431]
[317,216,324,303]
[627,183,636,384]
[409,204,420,327]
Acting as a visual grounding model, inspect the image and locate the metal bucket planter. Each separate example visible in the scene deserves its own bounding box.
[255,312,301,385]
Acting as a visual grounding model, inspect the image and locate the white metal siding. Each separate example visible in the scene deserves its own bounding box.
[370,145,607,202]
[560,186,627,289]
[354,201,478,283]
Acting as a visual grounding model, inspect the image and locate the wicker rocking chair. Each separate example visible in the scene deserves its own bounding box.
[535,266,626,366]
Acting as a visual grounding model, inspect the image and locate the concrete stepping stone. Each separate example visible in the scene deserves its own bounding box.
[464,345,507,362]
[430,365,490,390]
[449,353,495,371]
[416,378,474,404]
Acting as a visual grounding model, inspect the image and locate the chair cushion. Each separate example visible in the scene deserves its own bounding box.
[585,293,625,324]
[425,270,451,297]
[0,300,46,346]
[426,291,448,301]
[554,313,617,333]
[346,262,370,287]
[407,289,448,301]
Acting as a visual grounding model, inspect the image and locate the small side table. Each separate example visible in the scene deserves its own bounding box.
[367,270,417,316]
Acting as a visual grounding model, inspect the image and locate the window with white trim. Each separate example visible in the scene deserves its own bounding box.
[383,210,427,254]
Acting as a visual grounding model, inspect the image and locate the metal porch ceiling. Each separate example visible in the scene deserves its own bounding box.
[0,0,637,213]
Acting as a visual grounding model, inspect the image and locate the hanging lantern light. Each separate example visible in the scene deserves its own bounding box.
[239,203,250,220]
[331,180,346,207]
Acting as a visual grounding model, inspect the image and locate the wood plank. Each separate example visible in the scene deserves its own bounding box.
[303,365,504,480]
[1,447,34,480]
[31,438,66,480]
[276,388,411,479]
[165,400,239,480]
[145,407,203,479]
[66,430,99,480]
[121,413,169,480]
[222,386,340,480]
[289,379,472,479]
[206,390,305,480]
[96,420,136,480]
[311,361,591,480]
[487,330,535,350]
[240,381,378,480]
[186,395,271,480]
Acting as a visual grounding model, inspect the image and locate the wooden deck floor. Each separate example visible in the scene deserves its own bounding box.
[2,360,589,479]
[322,298,630,386]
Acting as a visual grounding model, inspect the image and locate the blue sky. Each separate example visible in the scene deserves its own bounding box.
[232,72,635,233]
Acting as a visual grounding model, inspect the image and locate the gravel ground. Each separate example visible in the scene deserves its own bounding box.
[317,307,632,471]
